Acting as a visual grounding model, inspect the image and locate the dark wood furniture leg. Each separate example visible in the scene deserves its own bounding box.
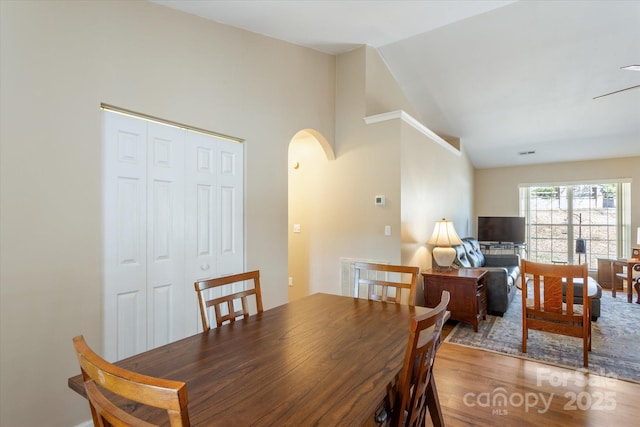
[628,265,634,303]
[611,261,617,298]
[426,373,444,427]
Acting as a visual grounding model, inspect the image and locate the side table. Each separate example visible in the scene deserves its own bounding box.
[422,268,487,332]
[612,259,640,303]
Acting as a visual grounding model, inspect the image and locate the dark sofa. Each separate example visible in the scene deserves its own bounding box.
[562,278,602,321]
[453,237,520,316]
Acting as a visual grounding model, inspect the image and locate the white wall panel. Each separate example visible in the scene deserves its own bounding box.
[151,284,172,347]
[116,291,139,360]
[118,130,142,164]
[197,184,213,257]
[197,146,213,172]
[220,186,235,255]
[220,150,235,175]
[117,178,142,265]
[152,180,171,260]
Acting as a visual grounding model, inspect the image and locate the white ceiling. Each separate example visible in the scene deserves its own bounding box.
[152,0,640,169]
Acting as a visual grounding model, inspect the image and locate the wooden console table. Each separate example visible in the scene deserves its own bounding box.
[422,268,487,332]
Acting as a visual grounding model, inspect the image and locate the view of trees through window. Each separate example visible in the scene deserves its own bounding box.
[525,184,618,267]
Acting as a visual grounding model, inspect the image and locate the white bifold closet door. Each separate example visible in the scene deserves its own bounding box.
[103,110,243,362]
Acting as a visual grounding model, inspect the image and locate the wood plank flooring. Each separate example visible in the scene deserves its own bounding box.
[432,322,638,426]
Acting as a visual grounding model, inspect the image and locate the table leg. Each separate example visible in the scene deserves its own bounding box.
[628,267,633,303]
[611,261,617,298]
[426,373,444,427]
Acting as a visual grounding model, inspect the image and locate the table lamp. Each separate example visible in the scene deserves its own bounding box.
[427,218,463,270]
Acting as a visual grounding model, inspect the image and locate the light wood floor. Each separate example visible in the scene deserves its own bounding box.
[431,321,638,427]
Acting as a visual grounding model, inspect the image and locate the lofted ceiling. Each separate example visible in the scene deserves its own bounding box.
[151,0,640,169]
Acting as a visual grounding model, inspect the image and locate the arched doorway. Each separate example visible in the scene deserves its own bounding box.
[288,129,334,301]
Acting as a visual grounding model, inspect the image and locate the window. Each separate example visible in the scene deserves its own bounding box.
[520,182,631,268]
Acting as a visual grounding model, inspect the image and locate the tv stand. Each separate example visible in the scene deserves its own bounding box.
[479,242,526,256]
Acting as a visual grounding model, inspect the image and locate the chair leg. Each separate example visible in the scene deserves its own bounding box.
[426,373,444,427]
[583,317,590,367]
[587,301,592,351]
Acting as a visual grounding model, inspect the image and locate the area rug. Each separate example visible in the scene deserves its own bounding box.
[444,290,640,383]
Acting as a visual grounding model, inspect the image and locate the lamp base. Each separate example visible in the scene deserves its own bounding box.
[432,247,456,270]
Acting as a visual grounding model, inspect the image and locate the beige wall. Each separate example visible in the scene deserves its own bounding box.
[475,156,640,251]
[286,46,475,302]
[0,1,334,425]
[401,122,475,304]
[302,47,404,295]
[288,47,407,298]
[288,135,333,300]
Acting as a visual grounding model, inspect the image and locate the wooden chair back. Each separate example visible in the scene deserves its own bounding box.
[391,291,450,427]
[194,270,263,330]
[521,260,591,366]
[353,262,420,305]
[72,335,190,427]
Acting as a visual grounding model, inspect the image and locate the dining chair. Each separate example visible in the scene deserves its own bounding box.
[353,262,420,305]
[391,290,450,427]
[194,270,263,330]
[521,260,591,367]
[72,335,190,427]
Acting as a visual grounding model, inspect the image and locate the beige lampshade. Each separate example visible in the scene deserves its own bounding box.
[428,219,463,269]
[427,219,463,247]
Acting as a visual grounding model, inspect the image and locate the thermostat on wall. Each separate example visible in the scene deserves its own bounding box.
[375,195,386,206]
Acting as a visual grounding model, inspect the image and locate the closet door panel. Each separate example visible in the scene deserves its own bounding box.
[103,111,148,362]
[146,122,185,348]
[104,110,245,348]
[217,143,244,277]
[185,132,218,333]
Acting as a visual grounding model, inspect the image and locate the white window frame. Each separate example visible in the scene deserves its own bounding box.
[519,180,631,268]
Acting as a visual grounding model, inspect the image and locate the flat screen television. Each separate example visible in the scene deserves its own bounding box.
[477,216,525,244]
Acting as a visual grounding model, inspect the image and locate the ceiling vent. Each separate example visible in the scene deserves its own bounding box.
[518,150,536,156]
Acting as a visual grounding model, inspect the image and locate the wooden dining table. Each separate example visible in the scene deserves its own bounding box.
[68,293,443,426]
